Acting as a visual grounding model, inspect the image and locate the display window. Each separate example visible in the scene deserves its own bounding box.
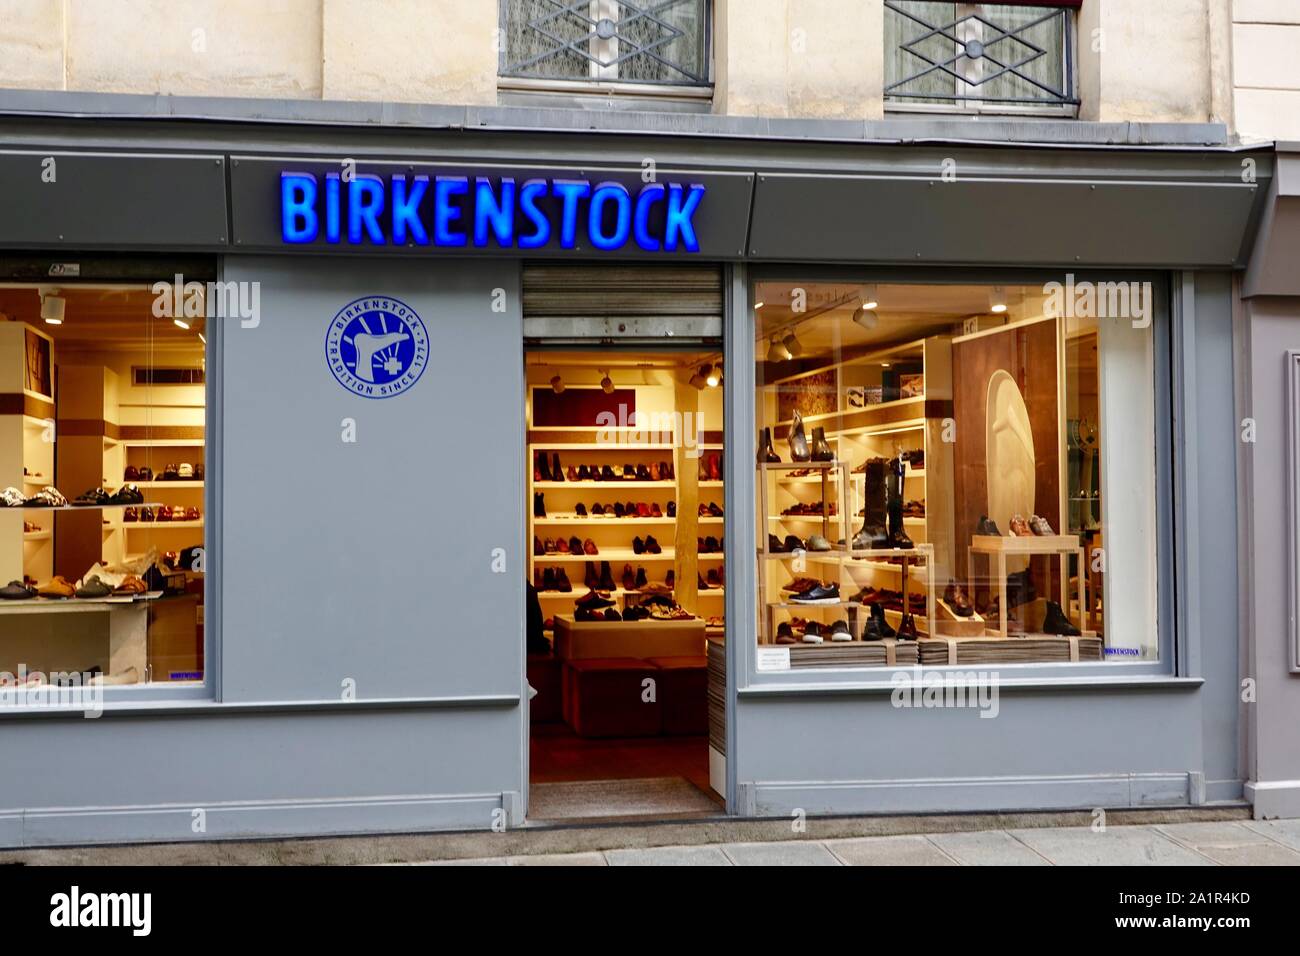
[0,284,207,689]
[754,279,1157,668]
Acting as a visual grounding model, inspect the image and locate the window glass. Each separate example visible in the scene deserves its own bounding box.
[754,280,1157,667]
[0,284,206,690]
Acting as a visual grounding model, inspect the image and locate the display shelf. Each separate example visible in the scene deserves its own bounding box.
[536,548,674,562]
[534,480,673,489]
[6,501,164,512]
[122,438,204,447]
[770,514,842,522]
[22,529,51,541]
[532,442,679,450]
[535,515,675,525]
[699,480,725,488]
[124,520,204,529]
[766,598,855,609]
[778,473,842,485]
[132,480,203,489]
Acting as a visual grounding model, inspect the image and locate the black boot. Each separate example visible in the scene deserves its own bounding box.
[538,452,552,482]
[758,427,781,464]
[870,601,896,638]
[852,458,890,550]
[886,456,913,549]
[896,612,918,641]
[1042,600,1080,636]
[788,411,810,462]
[552,453,563,482]
[533,492,546,518]
[542,567,556,591]
[599,560,617,592]
[862,613,883,641]
[584,561,599,590]
[810,426,834,462]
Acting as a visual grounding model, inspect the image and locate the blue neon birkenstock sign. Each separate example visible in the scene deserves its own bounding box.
[280,172,705,253]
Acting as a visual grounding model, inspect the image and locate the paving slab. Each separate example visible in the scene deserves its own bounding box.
[1189,843,1300,866]
[825,835,957,866]
[1010,825,1213,866]
[927,830,1050,865]
[1244,819,1300,851]
[719,840,842,866]
[1157,821,1275,847]
[606,845,733,866]
[509,852,608,866]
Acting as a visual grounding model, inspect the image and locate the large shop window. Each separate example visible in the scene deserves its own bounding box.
[0,285,207,689]
[754,280,1157,668]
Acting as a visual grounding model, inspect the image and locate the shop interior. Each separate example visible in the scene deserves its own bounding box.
[754,280,1147,667]
[0,284,206,686]
[526,349,726,820]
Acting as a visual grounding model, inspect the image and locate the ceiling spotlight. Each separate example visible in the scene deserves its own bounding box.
[600,371,615,394]
[853,307,879,331]
[861,284,879,310]
[550,374,565,394]
[766,336,792,363]
[40,293,65,326]
[689,365,708,390]
[706,364,721,388]
[754,301,765,310]
[989,286,1008,314]
[782,331,803,359]
[173,317,190,330]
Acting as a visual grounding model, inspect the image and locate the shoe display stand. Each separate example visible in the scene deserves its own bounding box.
[0,597,148,677]
[120,438,206,563]
[966,535,1092,639]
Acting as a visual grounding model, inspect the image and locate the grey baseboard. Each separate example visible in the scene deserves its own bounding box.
[2,793,504,848]
[751,772,1194,816]
[1245,779,1300,819]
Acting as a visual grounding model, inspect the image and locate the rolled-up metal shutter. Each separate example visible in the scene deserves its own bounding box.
[522,262,723,344]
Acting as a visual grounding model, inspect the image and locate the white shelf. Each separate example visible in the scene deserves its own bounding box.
[533,442,678,450]
[23,530,51,541]
[133,480,203,489]
[770,514,841,522]
[536,515,674,525]
[534,481,673,489]
[122,438,205,447]
[700,480,725,488]
[124,519,204,529]
[535,547,674,562]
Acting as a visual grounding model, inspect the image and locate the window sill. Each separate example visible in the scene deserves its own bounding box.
[885,102,1079,120]
[738,674,1203,699]
[0,693,520,720]
[499,76,713,100]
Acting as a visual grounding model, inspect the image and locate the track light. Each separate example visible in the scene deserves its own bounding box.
[754,301,765,310]
[173,317,190,330]
[766,336,791,363]
[989,286,1007,314]
[40,293,65,326]
[550,374,565,394]
[600,370,614,394]
[689,364,708,390]
[861,284,879,310]
[706,364,721,388]
[782,331,803,359]
[853,307,878,331]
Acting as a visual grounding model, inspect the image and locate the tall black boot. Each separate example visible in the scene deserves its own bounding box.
[852,458,889,550]
[552,453,564,482]
[537,451,552,482]
[886,456,913,549]
[533,492,546,518]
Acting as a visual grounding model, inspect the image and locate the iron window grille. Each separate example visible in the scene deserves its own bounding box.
[885,1,1077,110]
[500,0,711,87]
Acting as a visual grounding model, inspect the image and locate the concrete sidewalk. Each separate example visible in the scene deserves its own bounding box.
[418,820,1300,866]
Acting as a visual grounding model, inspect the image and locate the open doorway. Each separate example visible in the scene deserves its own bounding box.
[524,347,726,823]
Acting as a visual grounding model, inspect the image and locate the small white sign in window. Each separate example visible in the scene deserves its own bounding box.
[756,647,791,672]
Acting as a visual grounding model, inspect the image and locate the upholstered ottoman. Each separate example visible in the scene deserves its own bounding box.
[564,657,661,738]
[646,656,708,735]
[527,653,562,724]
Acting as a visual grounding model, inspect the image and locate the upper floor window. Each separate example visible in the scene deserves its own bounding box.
[885,1,1078,113]
[500,0,711,88]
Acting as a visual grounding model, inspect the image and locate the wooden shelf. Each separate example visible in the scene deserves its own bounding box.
[133,480,203,489]
[22,530,51,541]
[124,520,204,529]
[122,438,205,447]
[534,481,673,489]
[535,548,674,562]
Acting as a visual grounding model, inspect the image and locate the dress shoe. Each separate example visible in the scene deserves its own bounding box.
[554,569,573,593]
[810,426,834,462]
[599,561,617,592]
[614,502,626,518]
[583,539,598,555]
[758,427,781,464]
[708,501,724,517]
[578,465,591,481]
[767,533,785,553]
[633,536,645,555]
[943,580,974,617]
[567,466,579,482]
[124,507,139,522]
[788,411,810,462]
[775,622,797,644]
[852,525,888,550]
[622,564,636,591]
[635,566,648,589]
[183,506,200,521]
[543,538,556,554]
[665,570,675,589]
[162,463,179,481]
[552,454,563,482]
[0,580,35,600]
[637,502,650,517]
[110,483,143,505]
[138,466,153,482]
[802,621,825,644]
[1030,514,1054,536]
[575,503,587,516]
[141,506,156,522]
[807,534,833,552]
[1009,514,1033,537]
[644,535,662,554]
[870,602,896,638]
[603,465,617,481]
[829,619,852,642]
[698,573,711,591]
[603,607,622,621]
[792,582,839,604]
[976,514,1001,536]
[624,501,636,518]
[124,465,140,481]
[630,463,646,481]
[1042,600,1081,636]
[591,503,604,516]
[556,537,570,554]
[706,569,721,588]
[584,561,599,590]
[568,536,583,555]
[533,492,546,518]
[650,503,663,518]
[896,612,919,641]
[114,575,147,595]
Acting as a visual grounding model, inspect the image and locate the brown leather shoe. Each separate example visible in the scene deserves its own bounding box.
[583,538,598,555]
[37,576,75,599]
[943,580,974,617]
[1009,514,1033,536]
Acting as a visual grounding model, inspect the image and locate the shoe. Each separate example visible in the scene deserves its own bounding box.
[622,564,636,591]
[633,536,645,555]
[566,536,582,555]
[767,533,785,553]
[698,573,711,591]
[1009,514,1033,537]
[599,561,617,592]
[792,583,840,604]
[141,506,156,522]
[636,502,650,517]
[604,607,622,621]
[37,576,75,599]
[706,569,721,588]
[665,569,675,589]
[943,580,974,617]
[161,463,179,481]
[178,463,194,479]
[1030,514,1054,536]
[649,462,661,481]
[584,561,599,590]
[708,501,724,517]
[114,575,147,595]
[829,619,852,642]
[650,503,663,518]
[852,525,888,550]
[802,621,825,644]
[110,483,144,505]
[0,580,35,600]
[976,514,1001,536]
[591,503,604,516]
[667,501,676,518]
[552,454,563,482]
[25,486,67,507]
[554,569,573,592]
[810,426,834,462]
[533,492,546,518]
[637,464,651,481]
[775,622,797,645]
[1042,600,1081,636]
[124,507,139,522]
[578,465,591,481]
[583,538,598,555]
[788,411,810,462]
[75,575,112,599]
[896,613,919,641]
[567,466,579,481]
[635,567,647,589]
[870,602,896,638]
[556,537,570,554]
[0,487,25,507]
[887,527,914,549]
[862,614,884,641]
[807,534,833,552]
[644,535,662,554]
[575,503,587,516]
[533,536,543,556]
[124,465,139,481]
[138,466,153,482]
[601,465,616,481]
[537,452,552,482]
[543,538,556,554]
[758,427,781,464]
[73,487,111,506]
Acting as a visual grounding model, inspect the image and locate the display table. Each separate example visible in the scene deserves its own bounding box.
[966,534,1090,638]
[553,614,705,661]
[0,597,148,678]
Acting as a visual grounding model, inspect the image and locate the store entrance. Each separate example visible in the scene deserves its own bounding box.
[524,347,726,822]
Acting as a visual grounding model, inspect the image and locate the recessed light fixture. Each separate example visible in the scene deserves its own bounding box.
[754,301,765,310]
[173,318,190,330]
[40,293,65,326]
[989,286,1008,314]
[853,307,879,331]
[861,284,879,310]
[766,336,792,363]
[600,370,615,394]
[881,362,892,368]
[550,374,565,394]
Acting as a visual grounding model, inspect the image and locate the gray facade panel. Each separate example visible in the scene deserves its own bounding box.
[219,257,525,703]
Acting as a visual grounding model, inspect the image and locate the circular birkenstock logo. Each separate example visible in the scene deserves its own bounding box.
[325,295,429,399]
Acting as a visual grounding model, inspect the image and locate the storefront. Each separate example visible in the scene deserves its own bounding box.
[0,108,1276,844]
